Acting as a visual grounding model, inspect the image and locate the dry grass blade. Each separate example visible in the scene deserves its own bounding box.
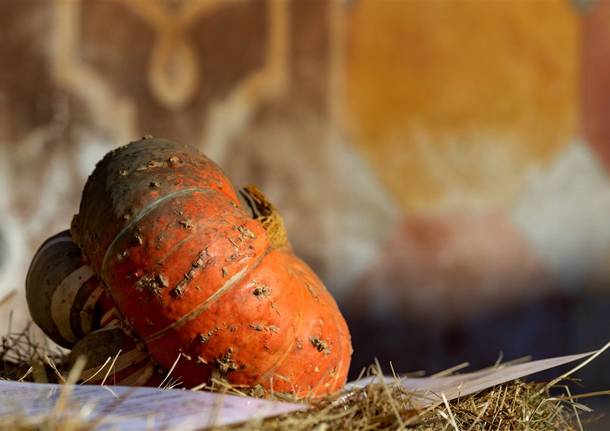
[538,341,610,396]
[1,322,67,383]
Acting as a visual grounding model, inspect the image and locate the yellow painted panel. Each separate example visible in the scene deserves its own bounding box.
[345,0,579,211]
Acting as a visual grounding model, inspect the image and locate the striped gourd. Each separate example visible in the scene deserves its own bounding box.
[69,303,162,387]
[26,231,104,348]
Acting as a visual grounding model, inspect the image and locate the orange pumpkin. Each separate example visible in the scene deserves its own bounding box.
[71,138,352,397]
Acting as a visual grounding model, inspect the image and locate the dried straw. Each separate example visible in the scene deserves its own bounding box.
[0,322,606,430]
[209,362,604,431]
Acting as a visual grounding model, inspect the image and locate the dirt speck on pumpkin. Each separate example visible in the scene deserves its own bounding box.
[250,323,264,331]
[116,250,129,261]
[230,253,243,262]
[135,272,168,296]
[253,284,271,298]
[310,336,331,355]
[216,348,239,374]
[249,323,279,333]
[168,156,181,167]
[196,328,218,344]
[137,160,166,171]
[193,250,206,267]
[172,280,188,298]
[178,219,193,230]
[133,232,143,246]
[236,224,256,239]
[157,273,169,287]
[172,251,207,297]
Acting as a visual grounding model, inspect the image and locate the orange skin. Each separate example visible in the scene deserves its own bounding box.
[72,138,352,397]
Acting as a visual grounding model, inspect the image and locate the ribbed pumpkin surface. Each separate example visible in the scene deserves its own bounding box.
[70,138,352,396]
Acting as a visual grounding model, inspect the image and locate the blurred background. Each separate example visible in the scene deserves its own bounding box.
[0,0,608,399]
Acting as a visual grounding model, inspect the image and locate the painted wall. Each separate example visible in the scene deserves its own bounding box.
[0,0,608,384]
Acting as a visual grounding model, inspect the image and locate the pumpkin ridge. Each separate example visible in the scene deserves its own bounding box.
[255,265,307,386]
[99,187,213,279]
[153,213,210,266]
[312,318,347,395]
[311,357,343,396]
[143,246,272,343]
[311,303,348,393]
[327,317,348,389]
[324,301,352,393]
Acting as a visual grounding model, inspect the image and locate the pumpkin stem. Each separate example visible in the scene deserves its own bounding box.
[240,185,288,249]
